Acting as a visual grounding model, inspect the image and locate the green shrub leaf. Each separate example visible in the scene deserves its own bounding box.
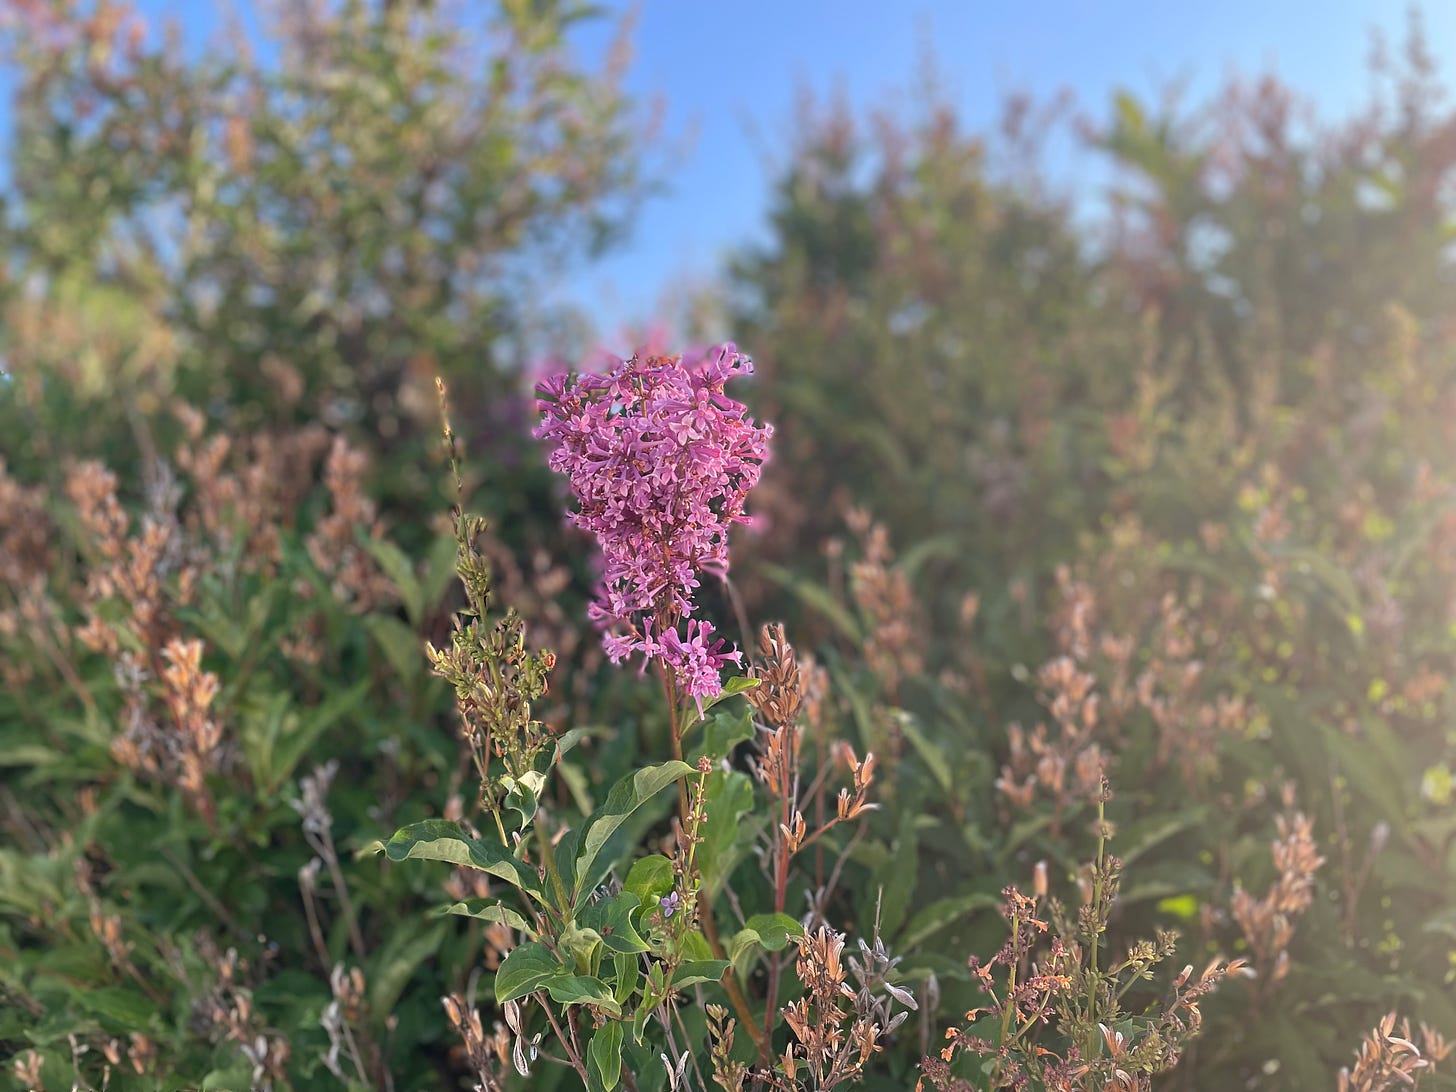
[494,942,564,1004]
[622,855,674,903]
[573,761,693,898]
[578,892,650,954]
[588,1020,624,1092]
[376,819,542,896]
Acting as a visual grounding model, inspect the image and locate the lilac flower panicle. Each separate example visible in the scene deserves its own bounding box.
[535,343,771,705]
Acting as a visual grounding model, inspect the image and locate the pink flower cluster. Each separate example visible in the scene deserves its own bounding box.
[535,344,771,704]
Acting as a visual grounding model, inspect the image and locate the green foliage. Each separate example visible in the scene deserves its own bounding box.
[0,0,646,553]
[0,1,648,1086]
[720,23,1456,1090]
[6,4,1456,1090]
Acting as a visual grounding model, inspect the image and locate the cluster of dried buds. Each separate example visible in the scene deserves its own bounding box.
[1230,794,1326,998]
[740,925,915,1090]
[67,459,192,659]
[1338,1011,1452,1092]
[1136,592,1251,781]
[747,624,875,857]
[171,403,331,578]
[996,656,1106,823]
[305,435,399,615]
[843,510,925,704]
[923,855,1241,1092]
[320,962,393,1089]
[0,458,57,689]
[1047,560,1254,789]
[426,512,558,810]
[442,993,512,1091]
[190,936,292,1091]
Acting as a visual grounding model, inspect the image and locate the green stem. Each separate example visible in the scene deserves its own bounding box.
[536,816,571,912]
[654,658,769,1065]
[488,800,509,847]
[657,661,691,819]
[1086,792,1107,1058]
[997,906,1020,1080]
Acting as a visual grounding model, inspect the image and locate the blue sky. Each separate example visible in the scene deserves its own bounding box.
[6,1,1453,343]
[560,0,1455,339]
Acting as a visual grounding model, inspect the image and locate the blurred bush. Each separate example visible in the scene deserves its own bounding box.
[0,0,646,545]
[727,21,1456,1091]
[0,1,646,1088]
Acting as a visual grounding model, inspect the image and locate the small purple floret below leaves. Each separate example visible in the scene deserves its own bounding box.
[535,344,771,705]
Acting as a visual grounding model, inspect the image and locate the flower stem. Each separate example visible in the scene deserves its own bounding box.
[1086,790,1107,1058]
[656,658,769,1065]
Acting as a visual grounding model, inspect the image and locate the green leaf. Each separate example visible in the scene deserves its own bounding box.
[495,942,563,1004]
[622,855,674,903]
[558,760,595,817]
[0,744,63,768]
[900,892,1000,949]
[362,534,423,624]
[364,613,424,683]
[268,680,370,792]
[699,770,756,897]
[560,923,604,974]
[669,959,729,989]
[1156,894,1202,922]
[687,708,756,764]
[588,1020,624,1092]
[578,893,650,954]
[77,986,154,1028]
[437,899,534,935]
[370,922,447,1019]
[727,926,763,972]
[375,819,541,896]
[634,962,668,1042]
[553,726,595,764]
[201,1065,259,1090]
[612,951,640,1005]
[725,916,802,975]
[760,564,863,643]
[503,770,548,827]
[696,675,760,717]
[422,530,464,616]
[875,810,919,938]
[899,712,953,801]
[679,931,714,962]
[743,913,803,951]
[1115,808,1204,868]
[898,533,964,580]
[543,974,622,1016]
[573,761,692,897]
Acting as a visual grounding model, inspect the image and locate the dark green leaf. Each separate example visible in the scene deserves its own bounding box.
[573,762,692,897]
[364,613,424,683]
[743,913,803,951]
[543,974,622,1016]
[437,899,534,935]
[696,675,760,718]
[669,959,729,989]
[375,819,541,896]
[495,942,563,1004]
[503,770,548,826]
[901,893,1000,949]
[578,893,650,954]
[688,708,756,764]
[588,1020,624,1092]
[622,855,674,903]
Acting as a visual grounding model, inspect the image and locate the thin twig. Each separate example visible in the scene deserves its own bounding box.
[540,999,590,1085]
[162,846,251,944]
